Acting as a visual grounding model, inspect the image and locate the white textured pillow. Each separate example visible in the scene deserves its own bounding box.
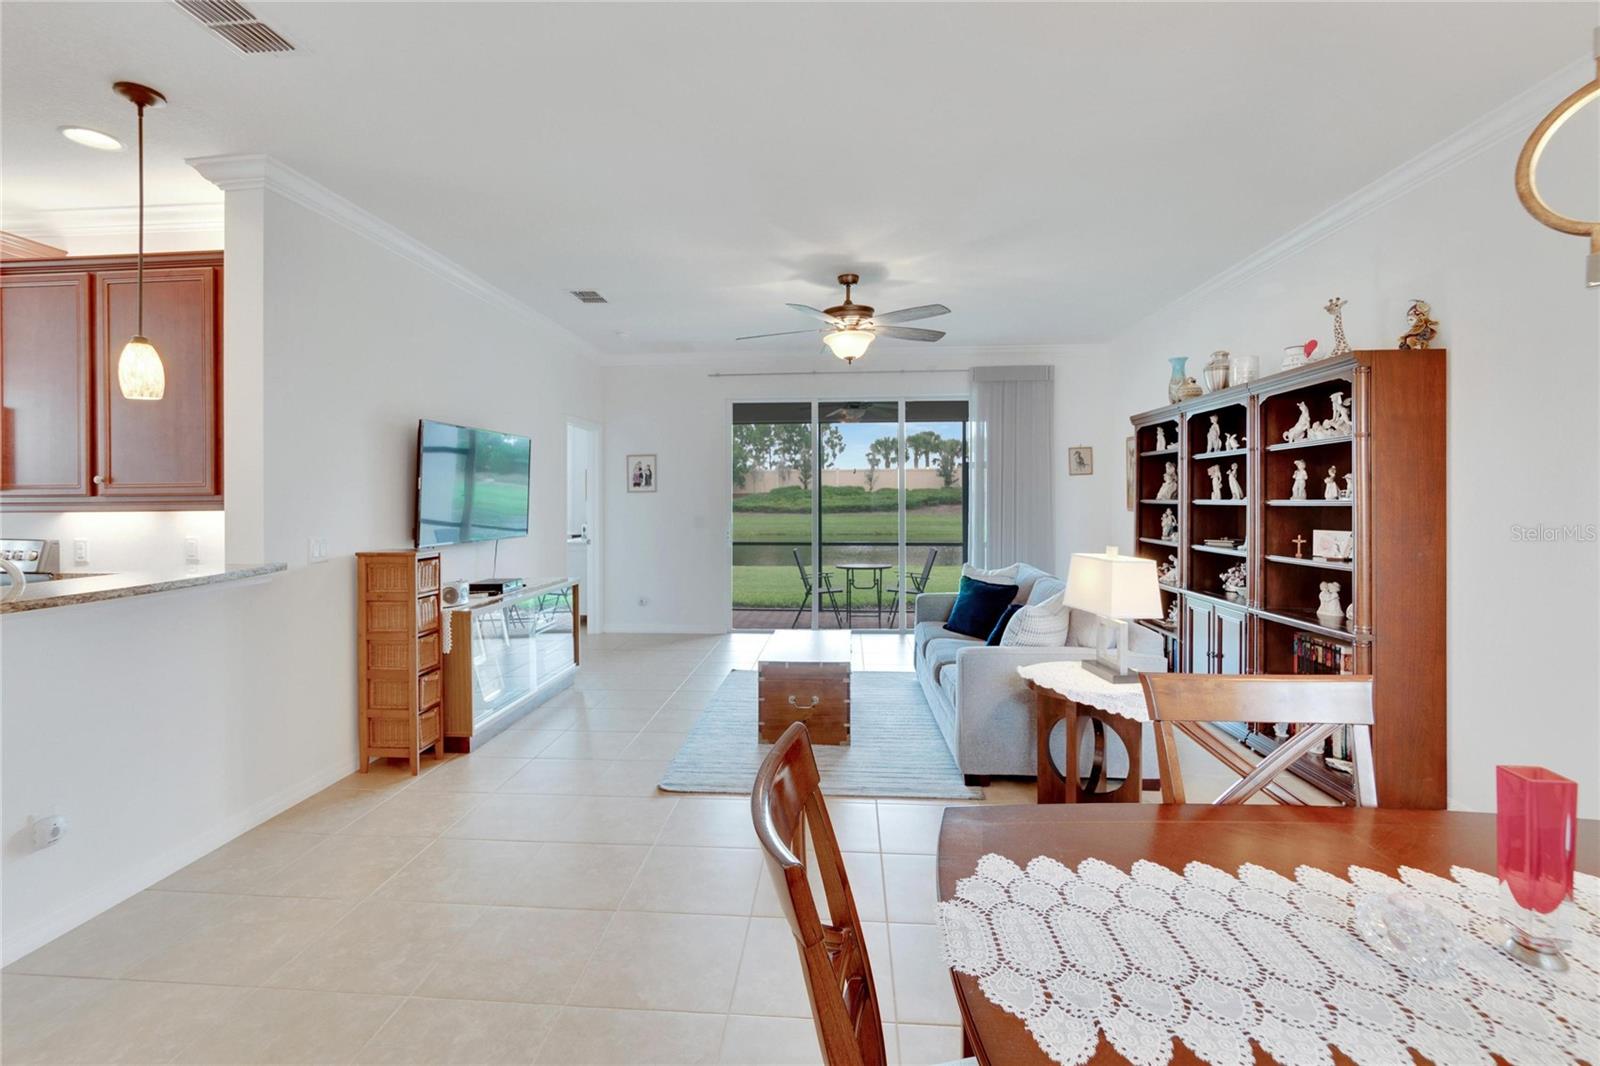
[999,591,1070,647]
[961,562,1020,587]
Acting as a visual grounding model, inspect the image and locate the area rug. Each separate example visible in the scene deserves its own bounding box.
[658,670,982,800]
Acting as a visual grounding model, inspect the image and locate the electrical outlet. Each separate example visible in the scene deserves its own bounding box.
[307,537,329,564]
[184,537,201,565]
[72,539,90,566]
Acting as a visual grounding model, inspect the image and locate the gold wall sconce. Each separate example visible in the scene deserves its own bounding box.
[1515,28,1600,288]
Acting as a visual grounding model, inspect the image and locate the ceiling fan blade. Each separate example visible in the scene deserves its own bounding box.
[736,328,824,341]
[786,303,843,325]
[871,303,951,324]
[874,325,946,342]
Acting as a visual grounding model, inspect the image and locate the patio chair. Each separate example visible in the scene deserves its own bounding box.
[792,548,845,628]
[886,547,938,627]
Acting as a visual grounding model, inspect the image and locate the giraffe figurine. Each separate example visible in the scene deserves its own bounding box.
[1325,297,1352,357]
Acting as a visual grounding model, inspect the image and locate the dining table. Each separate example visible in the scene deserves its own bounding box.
[937,804,1600,1066]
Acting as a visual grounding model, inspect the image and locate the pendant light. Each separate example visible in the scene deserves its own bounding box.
[113,81,168,400]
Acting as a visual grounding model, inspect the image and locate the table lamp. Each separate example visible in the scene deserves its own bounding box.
[1063,547,1164,683]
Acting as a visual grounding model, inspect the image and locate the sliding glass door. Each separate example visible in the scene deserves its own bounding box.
[730,399,967,632]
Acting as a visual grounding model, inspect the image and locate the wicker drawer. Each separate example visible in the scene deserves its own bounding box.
[758,669,851,745]
[418,708,441,749]
[417,631,441,673]
[416,594,439,633]
[418,669,441,712]
[416,556,441,594]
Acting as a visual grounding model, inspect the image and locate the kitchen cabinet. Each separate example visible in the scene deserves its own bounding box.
[0,252,222,509]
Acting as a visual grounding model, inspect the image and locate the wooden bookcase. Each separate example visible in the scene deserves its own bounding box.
[356,550,445,774]
[1131,349,1446,808]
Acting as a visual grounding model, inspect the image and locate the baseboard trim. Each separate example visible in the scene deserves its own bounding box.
[0,754,355,966]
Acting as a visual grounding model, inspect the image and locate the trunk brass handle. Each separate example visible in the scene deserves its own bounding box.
[788,694,820,709]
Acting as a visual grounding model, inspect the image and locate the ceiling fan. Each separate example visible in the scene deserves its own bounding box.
[737,273,950,364]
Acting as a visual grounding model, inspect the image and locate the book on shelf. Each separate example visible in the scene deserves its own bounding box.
[1289,632,1356,772]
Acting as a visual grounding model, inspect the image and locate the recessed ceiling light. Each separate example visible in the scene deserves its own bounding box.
[60,126,123,151]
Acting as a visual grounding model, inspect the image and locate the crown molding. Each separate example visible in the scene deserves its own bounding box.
[187,153,588,347]
[1,202,223,240]
[1127,55,1596,337]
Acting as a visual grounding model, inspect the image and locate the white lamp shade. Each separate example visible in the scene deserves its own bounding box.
[117,336,165,400]
[1063,547,1162,620]
[822,329,874,363]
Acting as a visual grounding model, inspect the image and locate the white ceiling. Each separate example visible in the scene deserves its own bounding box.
[2,2,1592,356]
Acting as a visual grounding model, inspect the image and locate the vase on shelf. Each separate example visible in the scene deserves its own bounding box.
[1230,352,1259,385]
[1497,765,1578,971]
[1167,357,1189,404]
[1202,350,1231,392]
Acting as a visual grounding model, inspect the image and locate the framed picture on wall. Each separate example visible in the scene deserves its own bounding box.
[626,454,657,492]
[1068,446,1093,476]
[1125,436,1137,510]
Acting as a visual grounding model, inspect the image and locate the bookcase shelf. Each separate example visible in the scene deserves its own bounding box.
[1132,350,1446,809]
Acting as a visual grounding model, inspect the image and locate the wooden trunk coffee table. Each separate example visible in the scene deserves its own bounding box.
[757,630,852,745]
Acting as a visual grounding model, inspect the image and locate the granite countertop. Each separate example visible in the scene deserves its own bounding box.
[0,562,288,614]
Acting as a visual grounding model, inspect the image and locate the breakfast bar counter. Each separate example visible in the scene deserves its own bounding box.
[0,562,287,614]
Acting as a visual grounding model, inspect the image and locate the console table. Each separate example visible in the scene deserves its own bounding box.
[442,577,579,751]
[1018,660,1150,804]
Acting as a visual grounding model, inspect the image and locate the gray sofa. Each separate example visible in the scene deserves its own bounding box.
[913,563,1163,782]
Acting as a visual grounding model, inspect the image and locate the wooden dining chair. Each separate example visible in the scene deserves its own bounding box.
[1138,674,1378,807]
[752,722,888,1066]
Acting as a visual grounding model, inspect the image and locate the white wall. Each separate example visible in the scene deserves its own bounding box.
[0,181,601,962]
[0,510,226,574]
[1093,91,1600,815]
[599,345,1114,633]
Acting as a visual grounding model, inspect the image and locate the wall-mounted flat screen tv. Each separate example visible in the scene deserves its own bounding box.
[415,419,531,548]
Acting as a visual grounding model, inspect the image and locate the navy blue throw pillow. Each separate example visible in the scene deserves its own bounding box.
[986,603,1024,646]
[944,576,1017,639]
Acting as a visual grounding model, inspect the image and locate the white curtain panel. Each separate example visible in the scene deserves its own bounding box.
[969,365,1056,572]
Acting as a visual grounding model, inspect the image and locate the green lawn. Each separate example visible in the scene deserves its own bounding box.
[732,563,962,609]
[732,508,962,543]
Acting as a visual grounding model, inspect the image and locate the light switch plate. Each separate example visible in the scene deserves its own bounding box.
[73,539,90,566]
[307,537,329,564]
[184,537,201,565]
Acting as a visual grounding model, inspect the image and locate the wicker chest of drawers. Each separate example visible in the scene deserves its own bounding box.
[357,549,444,774]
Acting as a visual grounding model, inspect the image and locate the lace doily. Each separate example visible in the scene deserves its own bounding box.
[938,854,1600,1066]
[1016,662,1151,721]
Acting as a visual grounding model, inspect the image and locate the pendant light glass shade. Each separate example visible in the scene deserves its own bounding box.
[823,329,874,364]
[114,81,167,400]
[118,336,166,400]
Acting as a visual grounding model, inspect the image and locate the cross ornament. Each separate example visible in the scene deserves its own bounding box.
[1291,535,1307,558]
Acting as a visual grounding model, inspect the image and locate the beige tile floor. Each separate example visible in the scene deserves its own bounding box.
[3,632,1253,1065]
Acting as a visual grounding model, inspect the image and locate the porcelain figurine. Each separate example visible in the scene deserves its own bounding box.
[1154,426,1168,452]
[1208,464,1223,500]
[1325,297,1352,358]
[1157,554,1178,585]
[1346,600,1355,624]
[1326,392,1352,437]
[1160,509,1178,541]
[1399,299,1439,350]
[1290,459,1309,500]
[1317,581,1345,623]
[1224,432,1240,450]
[1221,563,1248,597]
[1155,462,1178,500]
[1342,472,1355,500]
[1206,415,1222,454]
[1227,463,1244,500]
[1324,466,1341,500]
[1283,402,1312,443]
[1166,600,1180,626]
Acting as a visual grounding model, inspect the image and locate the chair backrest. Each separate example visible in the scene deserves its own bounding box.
[916,547,938,589]
[792,548,814,593]
[751,723,886,1066]
[1138,674,1378,807]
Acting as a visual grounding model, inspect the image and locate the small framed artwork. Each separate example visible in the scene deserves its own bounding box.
[1312,528,1354,561]
[1068,446,1093,476]
[1124,436,1137,510]
[626,454,657,493]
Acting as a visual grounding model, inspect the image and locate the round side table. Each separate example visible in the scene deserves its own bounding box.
[1017,660,1153,804]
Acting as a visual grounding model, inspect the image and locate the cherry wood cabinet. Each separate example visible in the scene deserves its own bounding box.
[0,272,93,498]
[0,251,222,510]
[1183,594,1248,675]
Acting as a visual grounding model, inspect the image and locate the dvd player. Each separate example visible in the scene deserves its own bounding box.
[468,577,524,595]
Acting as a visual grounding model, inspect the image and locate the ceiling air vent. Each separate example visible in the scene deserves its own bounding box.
[175,0,295,54]
[569,290,608,304]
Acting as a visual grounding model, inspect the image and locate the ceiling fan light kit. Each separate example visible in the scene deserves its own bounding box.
[1514,27,1600,289]
[738,272,951,364]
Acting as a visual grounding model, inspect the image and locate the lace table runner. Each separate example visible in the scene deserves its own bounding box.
[938,854,1600,1066]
